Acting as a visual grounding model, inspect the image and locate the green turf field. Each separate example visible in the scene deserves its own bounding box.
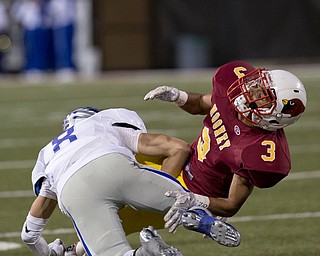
[0,66,319,255]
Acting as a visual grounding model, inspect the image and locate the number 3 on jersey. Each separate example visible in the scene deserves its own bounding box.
[261,140,275,162]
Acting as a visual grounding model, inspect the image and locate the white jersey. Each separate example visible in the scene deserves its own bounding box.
[31,108,146,205]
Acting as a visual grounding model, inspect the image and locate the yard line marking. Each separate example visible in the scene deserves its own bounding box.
[0,241,21,251]
[230,211,320,223]
[286,170,320,180]
[0,141,320,171]
[0,190,34,198]
[1,171,320,199]
[0,160,35,170]
[0,228,74,238]
[1,211,320,239]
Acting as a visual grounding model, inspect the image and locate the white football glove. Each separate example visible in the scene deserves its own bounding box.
[164,190,196,233]
[163,190,210,233]
[164,190,210,233]
[49,238,65,256]
[144,86,188,106]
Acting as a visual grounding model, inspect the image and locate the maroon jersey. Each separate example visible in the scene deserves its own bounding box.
[183,61,291,198]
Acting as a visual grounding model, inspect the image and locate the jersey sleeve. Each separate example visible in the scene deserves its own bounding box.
[113,126,143,153]
[237,169,287,188]
[31,147,49,195]
[235,130,291,188]
[38,178,57,200]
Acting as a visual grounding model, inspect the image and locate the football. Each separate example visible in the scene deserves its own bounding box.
[75,241,86,256]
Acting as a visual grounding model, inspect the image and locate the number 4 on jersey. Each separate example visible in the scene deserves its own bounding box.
[52,127,77,153]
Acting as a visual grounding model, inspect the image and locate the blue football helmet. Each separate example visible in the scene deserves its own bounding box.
[62,107,100,131]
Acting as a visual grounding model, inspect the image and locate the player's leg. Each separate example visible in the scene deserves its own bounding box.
[120,154,186,236]
[119,161,186,213]
[60,158,132,256]
[67,226,182,256]
[61,154,182,256]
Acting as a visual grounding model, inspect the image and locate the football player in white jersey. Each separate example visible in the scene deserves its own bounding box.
[21,107,240,256]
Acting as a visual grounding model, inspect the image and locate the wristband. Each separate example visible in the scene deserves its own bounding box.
[175,90,188,106]
[194,194,210,208]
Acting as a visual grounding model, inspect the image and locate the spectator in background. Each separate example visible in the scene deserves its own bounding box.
[0,2,10,73]
[12,0,52,81]
[12,0,76,83]
[48,0,76,82]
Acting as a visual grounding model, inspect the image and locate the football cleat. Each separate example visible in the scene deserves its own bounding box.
[181,207,241,247]
[137,226,183,256]
[64,242,86,256]
[64,244,77,256]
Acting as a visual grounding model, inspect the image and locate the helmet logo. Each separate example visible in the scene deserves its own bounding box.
[281,99,305,117]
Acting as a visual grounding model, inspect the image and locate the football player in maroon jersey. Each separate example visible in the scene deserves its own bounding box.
[48,61,308,255]
[144,60,307,219]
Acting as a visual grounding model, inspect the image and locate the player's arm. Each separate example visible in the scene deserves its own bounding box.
[21,180,65,256]
[206,174,254,217]
[181,92,212,115]
[144,86,212,115]
[165,173,253,219]
[137,133,190,177]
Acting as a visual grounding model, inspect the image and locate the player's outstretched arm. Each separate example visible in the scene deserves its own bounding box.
[144,86,212,115]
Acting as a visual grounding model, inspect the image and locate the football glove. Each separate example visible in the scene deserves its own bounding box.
[49,238,65,256]
[144,86,188,106]
[163,190,209,233]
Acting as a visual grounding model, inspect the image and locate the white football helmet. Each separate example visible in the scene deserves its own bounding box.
[227,68,307,131]
[62,106,100,131]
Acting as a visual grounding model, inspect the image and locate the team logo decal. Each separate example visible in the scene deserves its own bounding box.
[184,162,194,180]
[234,125,241,135]
[281,99,305,117]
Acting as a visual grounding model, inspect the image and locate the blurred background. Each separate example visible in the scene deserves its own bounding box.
[0,1,320,255]
[0,0,319,82]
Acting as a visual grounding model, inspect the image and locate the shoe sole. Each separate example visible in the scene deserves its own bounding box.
[182,211,241,247]
[140,227,183,256]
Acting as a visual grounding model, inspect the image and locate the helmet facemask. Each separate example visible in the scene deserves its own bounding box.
[227,68,277,129]
[227,68,306,131]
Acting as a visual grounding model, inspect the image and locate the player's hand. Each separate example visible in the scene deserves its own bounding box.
[163,190,197,233]
[144,86,181,102]
[49,238,65,256]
